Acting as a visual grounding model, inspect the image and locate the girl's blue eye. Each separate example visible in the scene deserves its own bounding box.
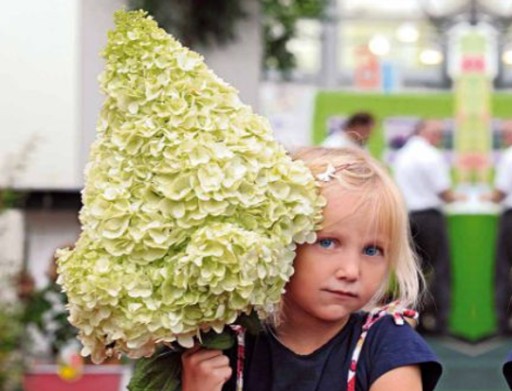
[318,238,335,249]
[364,245,383,256]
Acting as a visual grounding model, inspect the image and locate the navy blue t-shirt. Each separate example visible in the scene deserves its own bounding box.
[503,352,512,389]
[225,312,441,391]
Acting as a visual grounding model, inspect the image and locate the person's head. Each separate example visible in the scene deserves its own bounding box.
[16,270,35,301]
[502,120,512,147]
[343,112,376,146]
[415,119,444,147]
[279,147,421,327]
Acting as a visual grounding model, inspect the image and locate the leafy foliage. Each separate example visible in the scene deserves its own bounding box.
[262,0,326,75]
[0,301,23,391]
[128,0,247,48]
[128,0,327,74]
[0,189,24,213]
[22,282,78,356]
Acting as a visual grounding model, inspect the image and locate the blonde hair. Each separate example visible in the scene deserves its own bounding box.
[291,147,423,309]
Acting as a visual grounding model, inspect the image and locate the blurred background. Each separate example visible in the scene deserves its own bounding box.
[1,0,512,390]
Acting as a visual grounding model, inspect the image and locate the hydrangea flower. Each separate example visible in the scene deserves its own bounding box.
[56,10,324,364]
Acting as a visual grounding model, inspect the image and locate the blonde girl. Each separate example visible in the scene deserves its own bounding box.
[181,147,442,391]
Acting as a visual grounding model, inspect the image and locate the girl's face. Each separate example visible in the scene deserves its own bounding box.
[283,187,391,329]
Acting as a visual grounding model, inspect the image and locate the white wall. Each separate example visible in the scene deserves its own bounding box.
[80,0,126,175]
[199,0,262,111]
[0,0,81,189]
[0,210,25,301]
[0,0,126,190]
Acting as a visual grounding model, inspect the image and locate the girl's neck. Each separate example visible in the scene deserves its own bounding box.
[274,314,351,355]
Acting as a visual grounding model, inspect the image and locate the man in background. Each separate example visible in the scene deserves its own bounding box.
[322,111,375,149]
[394,119,464,335]
[482,120,512,335]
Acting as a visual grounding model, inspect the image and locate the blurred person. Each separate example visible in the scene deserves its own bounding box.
[481,120,512,335]
[322,112,376,149]
[16,269,36,302]
[393,119,464,335]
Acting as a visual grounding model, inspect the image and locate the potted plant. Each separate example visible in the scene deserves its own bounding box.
[0,299,24,391]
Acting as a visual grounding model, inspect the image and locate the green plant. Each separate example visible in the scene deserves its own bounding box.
[0,155,28,390]
[0,300,24,391]
[262,0,326,76]
[128,0,327,74]
[22,281,78,358]
[0,139,39,389]
[0,189,23,213]
[128,0,247,48]
[0,137,39,213]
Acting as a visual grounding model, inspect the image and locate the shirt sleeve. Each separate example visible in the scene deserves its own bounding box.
[322,133,341,147]
[426,152,451,195]
[361,315,442,391]
[495,151,512,194]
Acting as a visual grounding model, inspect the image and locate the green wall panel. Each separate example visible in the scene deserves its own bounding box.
[312,92,454,158]
[447,214,497,340]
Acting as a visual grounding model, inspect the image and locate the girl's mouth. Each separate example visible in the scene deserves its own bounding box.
[324,289,358,299]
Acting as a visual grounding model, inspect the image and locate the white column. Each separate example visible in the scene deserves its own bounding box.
[0,210,25,301]
[319,0,339,88]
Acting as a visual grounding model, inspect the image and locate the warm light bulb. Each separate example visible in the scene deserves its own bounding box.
[396,23,419,43]
[368,35,391,56]
[420,49,443,65]
[502,50,512,65]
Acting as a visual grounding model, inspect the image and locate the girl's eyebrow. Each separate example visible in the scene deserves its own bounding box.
[315,229,339,237]
[363,236,389,247]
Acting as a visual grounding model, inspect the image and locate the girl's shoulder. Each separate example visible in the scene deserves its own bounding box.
[355,312,442,391]
[356,310,430,350]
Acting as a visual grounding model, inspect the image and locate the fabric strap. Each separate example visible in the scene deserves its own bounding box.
[347,301,419,391]
[230,301,418,391]
[230,324,246,391]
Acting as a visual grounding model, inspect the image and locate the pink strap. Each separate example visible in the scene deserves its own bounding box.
[347,301,419,391]
[230,302,418,391]
[230,325,246,391]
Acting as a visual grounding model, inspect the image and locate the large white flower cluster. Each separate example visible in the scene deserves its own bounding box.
[57,10,324,363]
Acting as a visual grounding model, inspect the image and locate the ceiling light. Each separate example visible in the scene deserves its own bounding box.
[420,49,443,65]
[502,50,512,65]
[396,23,419,43]
[368,35,390,57]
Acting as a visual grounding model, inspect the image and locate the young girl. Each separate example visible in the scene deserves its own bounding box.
[159,147,442,391]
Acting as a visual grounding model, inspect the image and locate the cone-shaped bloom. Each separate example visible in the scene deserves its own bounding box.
[56,10,324,363]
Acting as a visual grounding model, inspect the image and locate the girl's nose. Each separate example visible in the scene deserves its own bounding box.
[335,251,360,281]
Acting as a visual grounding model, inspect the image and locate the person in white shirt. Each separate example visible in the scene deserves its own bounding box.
[394,119,464,335]
[482,120,512,335]
[322,112,375,150]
